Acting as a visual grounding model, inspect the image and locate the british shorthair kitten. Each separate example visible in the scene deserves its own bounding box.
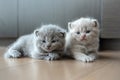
[65,17,100,62]
[4,24,66,60]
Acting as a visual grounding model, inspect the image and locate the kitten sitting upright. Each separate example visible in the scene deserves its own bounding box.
[4,24,66,60]
[65,17,100,62]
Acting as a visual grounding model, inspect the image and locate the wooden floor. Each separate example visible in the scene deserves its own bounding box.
[0,47,120,80]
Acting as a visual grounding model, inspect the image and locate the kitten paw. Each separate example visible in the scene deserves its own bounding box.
[75,54,95,62]
[4,50,21,58]
[44,53,60,61]
[88,54,97,60]
[81,56,94,62]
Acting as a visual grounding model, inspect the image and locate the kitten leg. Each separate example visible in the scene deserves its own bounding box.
[44,53,60,61]
[31,51,60,60]
[4,49,21,58]
[73,52,95,62]
[30,52,48,60]
[88,53,98,61]
[4,40,24,58]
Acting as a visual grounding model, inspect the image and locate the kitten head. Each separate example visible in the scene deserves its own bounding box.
[68,17,99,44]
[34,24,66,52]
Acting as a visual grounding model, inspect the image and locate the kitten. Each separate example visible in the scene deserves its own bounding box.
[4,24,66,60]
[65,17,100,62]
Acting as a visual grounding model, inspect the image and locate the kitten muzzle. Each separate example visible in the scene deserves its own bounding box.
[81,35,86,41]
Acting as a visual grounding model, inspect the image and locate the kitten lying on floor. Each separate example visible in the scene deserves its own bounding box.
[65,17,100,62]
[4,24,66,60]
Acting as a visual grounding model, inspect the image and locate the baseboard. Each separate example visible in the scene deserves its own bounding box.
[0,38,120,50]
[0,38,16,47]
[100,39,120,50]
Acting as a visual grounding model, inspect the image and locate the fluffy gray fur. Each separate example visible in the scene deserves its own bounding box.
[4,24,66,60]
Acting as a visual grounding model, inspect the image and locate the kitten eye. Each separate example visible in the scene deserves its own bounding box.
[86,30,91,33]
[42,40,46,43]
[51,40,56,43]
[76,32,80,34]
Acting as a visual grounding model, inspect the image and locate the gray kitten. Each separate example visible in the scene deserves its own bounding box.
[4,24,66,60]
[65,17,100,62]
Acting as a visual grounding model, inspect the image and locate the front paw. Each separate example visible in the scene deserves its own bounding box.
[44,53,60,61]
[88,53,97,61]
[75,54,96,62]
[81,55,95,62]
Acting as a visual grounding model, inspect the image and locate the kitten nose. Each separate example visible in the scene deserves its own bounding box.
[81,34,86,39]
[47,45,51,49]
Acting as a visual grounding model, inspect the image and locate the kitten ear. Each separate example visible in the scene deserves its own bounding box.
[92,19,99,27]
[58,31,66,38]
[34,29,40,37]
[68,22,73,30]
[94,21,97,27]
